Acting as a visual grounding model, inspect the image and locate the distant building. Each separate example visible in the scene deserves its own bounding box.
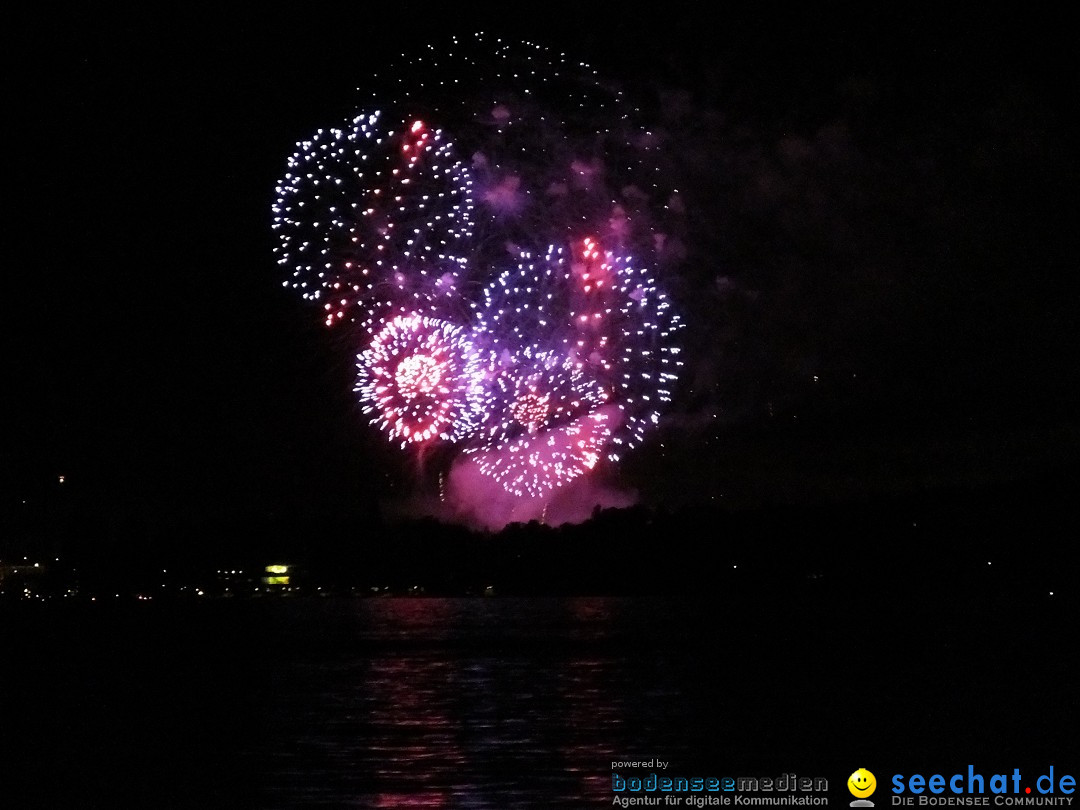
[263,564,291,588]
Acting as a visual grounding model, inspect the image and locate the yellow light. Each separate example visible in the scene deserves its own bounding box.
[265,564,288,574]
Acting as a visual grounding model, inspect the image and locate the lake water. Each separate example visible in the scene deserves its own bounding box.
[3,590,1074,808]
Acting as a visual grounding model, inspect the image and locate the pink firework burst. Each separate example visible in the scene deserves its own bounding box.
[355,314,485,447]
[465,406,619,499]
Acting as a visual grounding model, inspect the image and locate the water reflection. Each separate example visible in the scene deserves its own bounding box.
[255,597,660,807]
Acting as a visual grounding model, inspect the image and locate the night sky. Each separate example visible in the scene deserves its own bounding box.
[5,7,1078,544]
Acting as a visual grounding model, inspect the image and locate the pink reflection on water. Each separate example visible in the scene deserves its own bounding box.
[373,792,449,807]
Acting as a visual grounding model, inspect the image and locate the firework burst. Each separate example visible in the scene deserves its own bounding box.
[355,314,485,448]
[472,237,682,462]
[272,113,474,329]
[466,406,618,499]
[470,348,607,446]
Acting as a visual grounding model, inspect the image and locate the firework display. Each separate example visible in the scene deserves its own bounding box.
[274,33,683,499]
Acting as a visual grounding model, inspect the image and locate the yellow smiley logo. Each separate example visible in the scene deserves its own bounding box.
[848,768,877,798]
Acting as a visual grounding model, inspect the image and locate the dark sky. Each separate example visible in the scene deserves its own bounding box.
[5,6,1078,535]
